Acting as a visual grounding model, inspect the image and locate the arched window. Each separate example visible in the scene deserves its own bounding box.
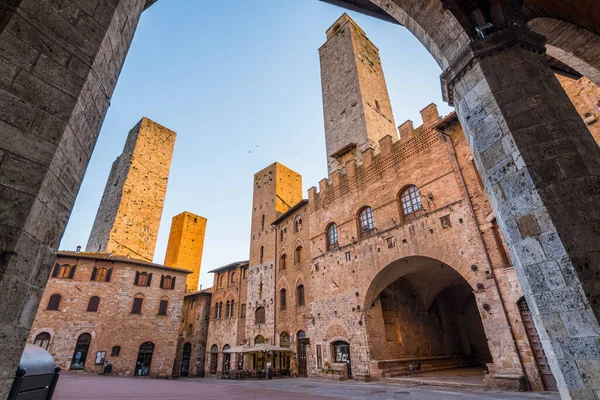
[47,294,61,310]
[297,284,305,307]
[59,264,74,279]
[400,185,423,220]
[280,254,287,271]
[226,300,231,318]
[161,275,175,290]
[295,217,303,232]
[131,294,144,314]
[188,324,193,336]
[217,302,223,319]
[255,307,265,324]
[230,300,235,317]
[327,223,338,250]
[34,332,51,350]
[158,297,169,316]
[219,274,225,288]
[91,267,111,282]
[135,271,152,287]
[261,214,265,231]
[280,332,291,348]
[358,206,375,237]
[260,246,264,264]
[243,267,248,279]
[87,296,100,312]
[280,289,287,310]
[297,330,306,340]
[254,335,265,345]
[295,246,303,264]
[230,271,236,283]
[111,346,121,357]
[241,303,246,318]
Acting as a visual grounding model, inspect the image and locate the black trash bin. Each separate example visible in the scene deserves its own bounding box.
[8,344,61,400]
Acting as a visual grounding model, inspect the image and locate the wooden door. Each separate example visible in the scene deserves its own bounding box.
[297,338,309,377]
[518,298,558,391]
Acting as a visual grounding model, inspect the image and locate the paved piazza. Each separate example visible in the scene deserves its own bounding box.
[54,373,560,399]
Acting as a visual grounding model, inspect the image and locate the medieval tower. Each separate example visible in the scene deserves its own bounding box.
[245,162,303,344]
[86,117,176,262]
[164,212,208,292]
[319,13,397,175]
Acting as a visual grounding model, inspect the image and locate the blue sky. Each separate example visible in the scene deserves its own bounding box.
[60,0,453,290]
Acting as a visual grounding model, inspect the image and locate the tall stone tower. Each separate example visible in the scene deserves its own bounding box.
[245,162,302,343]
[164,212,207,293]
[319,14,397,175]
[86,117,176,262]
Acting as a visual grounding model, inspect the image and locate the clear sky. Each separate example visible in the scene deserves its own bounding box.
[59,0,453,291]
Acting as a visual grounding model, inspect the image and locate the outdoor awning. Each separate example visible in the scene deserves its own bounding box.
[223,344,292,353]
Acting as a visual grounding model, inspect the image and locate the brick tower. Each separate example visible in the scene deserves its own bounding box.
[319,13,398,175]
[164,212,207,292]
[245,162,303,343]
[86,117,176,262]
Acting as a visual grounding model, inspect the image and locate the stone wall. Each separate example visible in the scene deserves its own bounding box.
[28,252,188,378]
[86,117,176,262]
[174,291,211,377]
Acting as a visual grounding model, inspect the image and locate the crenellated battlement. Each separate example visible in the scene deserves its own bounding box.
[309,105,446,209]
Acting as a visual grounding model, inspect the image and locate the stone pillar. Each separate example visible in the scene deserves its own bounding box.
[0,0,147,397]
[442,27,600,398]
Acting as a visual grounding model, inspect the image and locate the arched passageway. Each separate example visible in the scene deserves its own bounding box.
[366,257,492,379]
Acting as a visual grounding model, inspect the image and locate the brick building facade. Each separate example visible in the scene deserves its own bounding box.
[200,14,600,392]
[29,252,189,378]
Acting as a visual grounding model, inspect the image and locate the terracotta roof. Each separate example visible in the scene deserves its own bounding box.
[272,199,309,226]
[184,287,212,297]
[208,260,249,274]
[57,251,192,274]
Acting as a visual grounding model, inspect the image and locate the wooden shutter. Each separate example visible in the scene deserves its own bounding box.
[158,300,168,316]
[90,267,97,281]
[160,275,164,289]
[147,273,153,287]
[51,264,60,278]
[171,277,176,290]
[106,268,112,282]
[134,271,140,285]
[132,298,143,314]
[69,265,77,279]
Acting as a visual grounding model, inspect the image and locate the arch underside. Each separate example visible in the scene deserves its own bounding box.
[365,256,491,370]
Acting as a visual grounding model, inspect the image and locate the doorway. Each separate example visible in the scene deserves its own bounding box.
[332,341,352,379]
[297,330,309,378]
[222,344,231,371]
[70,333,91,370]
[135,342,154,376]
[181,342,191,377]
[210,345,218,374]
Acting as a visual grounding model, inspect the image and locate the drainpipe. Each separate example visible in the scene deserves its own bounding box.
[436,127,531,391]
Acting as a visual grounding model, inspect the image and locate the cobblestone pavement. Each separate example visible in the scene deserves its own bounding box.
[54,372,561,399]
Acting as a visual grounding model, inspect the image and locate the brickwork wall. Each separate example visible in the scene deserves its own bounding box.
[319,14,397,175]
[164,212,207,293]
[305,111,526,384]
[86,117,176,262]
[28,253,188,378]
[274,204,311,356]
[174,292,211,377]
[205,263,248,374]
[556,74,600,145]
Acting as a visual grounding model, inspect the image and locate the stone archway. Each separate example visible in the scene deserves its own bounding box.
[364,257,495,381]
